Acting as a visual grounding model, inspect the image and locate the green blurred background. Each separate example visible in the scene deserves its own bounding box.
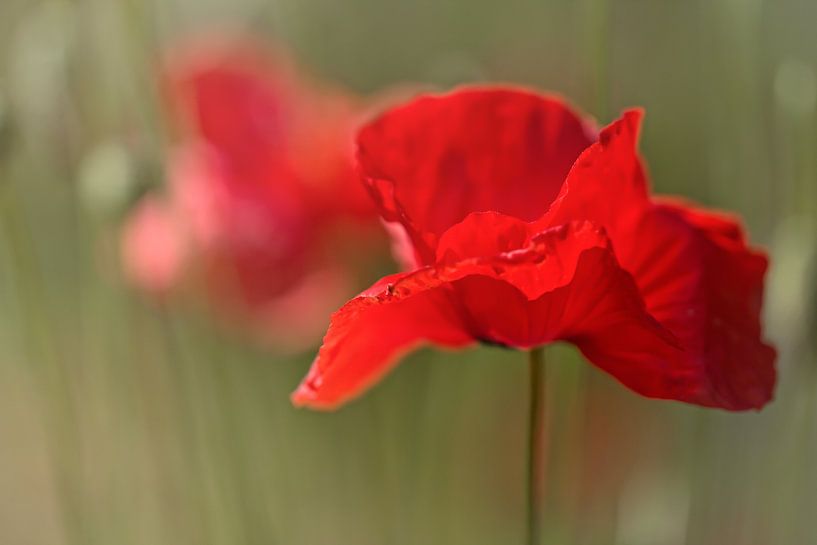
[1,0,816,543]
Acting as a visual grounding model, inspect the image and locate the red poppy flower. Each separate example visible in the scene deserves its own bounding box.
[121,36,381,348]
[292,87,776,410]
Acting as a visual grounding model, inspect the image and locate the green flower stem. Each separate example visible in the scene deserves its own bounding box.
[526,346,547,545]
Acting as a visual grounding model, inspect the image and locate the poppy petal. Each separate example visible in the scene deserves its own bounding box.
[445,220,746,406]
[543,110,775,408]
[450,239,681,355]
[290,270,474,410]
[164,40,294,178]
[615,198,776,409]
[358,87,595,264]
[541,108,649,238]
[443,224,689,393]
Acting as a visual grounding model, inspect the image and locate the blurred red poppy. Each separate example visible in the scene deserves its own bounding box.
[293,87,776,410]
[121,36,381,349]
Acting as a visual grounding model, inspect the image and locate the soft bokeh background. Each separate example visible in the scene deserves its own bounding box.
[1,0,816,544]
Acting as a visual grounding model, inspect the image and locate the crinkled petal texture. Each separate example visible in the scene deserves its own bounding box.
[295,87,776,411]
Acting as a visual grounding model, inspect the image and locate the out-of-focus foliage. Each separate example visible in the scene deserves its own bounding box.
[0,0,815,544]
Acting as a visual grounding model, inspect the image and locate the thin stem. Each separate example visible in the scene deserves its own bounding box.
[526,346,547,545]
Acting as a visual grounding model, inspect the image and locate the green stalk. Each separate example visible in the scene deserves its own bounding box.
[526,347,547,545]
